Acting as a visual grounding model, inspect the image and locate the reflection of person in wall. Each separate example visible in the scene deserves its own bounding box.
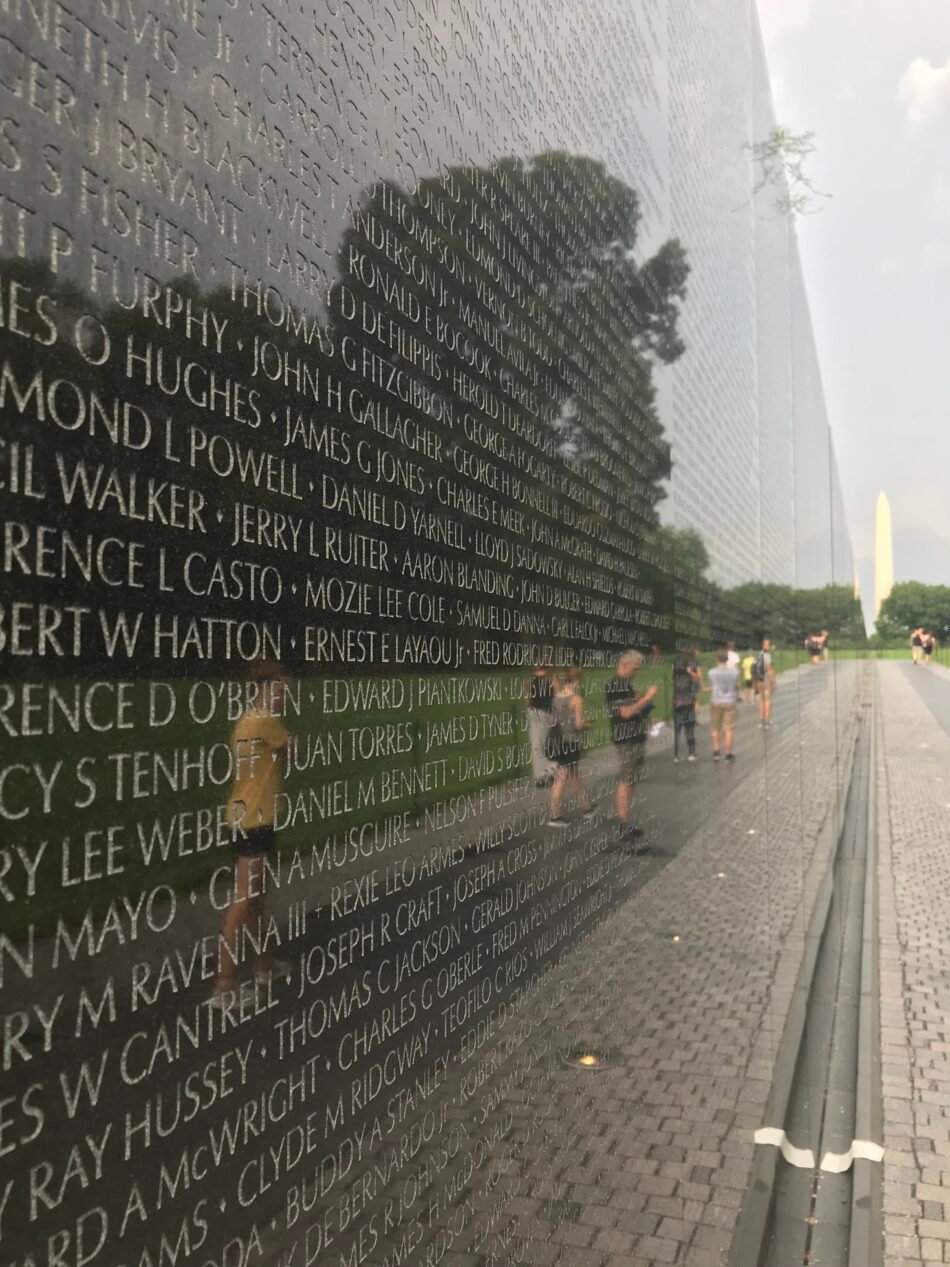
[525,665,556,787]
[911,628,924,665]
[606,651,657,842]
[547,667,595,827]
[708,648,739,762]
[672,652,699,762]
[820,629,830,662]
[805,633,822,665]
[212,659,292,1006]
[741,649,757,703]
[754,638,777,728]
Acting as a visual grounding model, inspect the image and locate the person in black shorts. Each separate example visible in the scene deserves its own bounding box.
[911,628,924,665]
[672,651,700,762]
[548,666,594,826]
[606,650,658,841]
[923,633,937,665]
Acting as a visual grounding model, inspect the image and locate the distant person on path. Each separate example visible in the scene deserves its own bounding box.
[526,665,556,786]
[805,633,822,665]
[753,638,777,728]
[726,641,740,672]
[672,651,700,762]
[606,650,658,842]
[820,629,830,662]
[741,649,757,703]
[923,633,937,665]
[911,628,924,665]
[213,660,292,1005]
[547,667,594,827]
[689,646,705,712]
[708,648,739,762]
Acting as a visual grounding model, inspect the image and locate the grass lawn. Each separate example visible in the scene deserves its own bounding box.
[1,649,818,938]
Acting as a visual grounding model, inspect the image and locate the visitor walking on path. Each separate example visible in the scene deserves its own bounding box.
[708,648,739,762]
[741,649,756,703]
[606,650,658,841]
[212,659,293,1006]
[672,651,700,762]
[753,638,777,728]
[548,667,594,827]
[526,665,556,786]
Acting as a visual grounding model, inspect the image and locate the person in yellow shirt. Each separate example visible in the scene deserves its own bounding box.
[741,651,756,704]
[212,659,291,1004]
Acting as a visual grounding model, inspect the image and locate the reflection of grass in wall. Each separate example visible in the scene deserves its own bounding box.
[2,654,812,939]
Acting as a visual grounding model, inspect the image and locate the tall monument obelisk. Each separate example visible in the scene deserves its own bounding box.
[874,491,894,623]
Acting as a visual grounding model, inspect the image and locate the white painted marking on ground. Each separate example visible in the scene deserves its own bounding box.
[819,1140,884,1172]
[753,1128,815,1167]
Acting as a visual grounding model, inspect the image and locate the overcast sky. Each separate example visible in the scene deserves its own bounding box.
[758,0,950,624]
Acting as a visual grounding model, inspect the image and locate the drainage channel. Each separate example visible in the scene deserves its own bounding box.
[731,680,882,1267]
[763,721,870,1267]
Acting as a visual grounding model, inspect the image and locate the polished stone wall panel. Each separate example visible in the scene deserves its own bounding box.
[0,3,858,1265]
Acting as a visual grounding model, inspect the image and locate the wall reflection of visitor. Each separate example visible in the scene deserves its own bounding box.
[805,633,822,665]
[606,651,657,844]
[672,652,699,763]
[212,660,292,1006]
[911,628,924,665]
[547,667,594,827]
[820,629,830,662]
[708,648,739,762]
[741,649,756,703]
[754,638,777,729]
[650,643,663,668]
[526,665,556,787]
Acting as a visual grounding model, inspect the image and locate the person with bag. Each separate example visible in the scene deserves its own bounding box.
[672,651,700,762]
[605,650,658,842]
[752,638,777,728]
[547,666,595,827]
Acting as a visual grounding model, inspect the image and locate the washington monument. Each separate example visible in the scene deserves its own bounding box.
[874,491,894,622]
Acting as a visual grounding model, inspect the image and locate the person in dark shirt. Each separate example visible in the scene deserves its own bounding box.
[525,665,555,786]
[672,652,700,762]
[605,650,658,841]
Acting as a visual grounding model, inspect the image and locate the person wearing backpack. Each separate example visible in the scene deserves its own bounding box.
[753,638,777,728]
[547,666,594,827]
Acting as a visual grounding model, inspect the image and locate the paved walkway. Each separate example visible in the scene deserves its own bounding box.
[1,661,864,1267]
[258,661,864,1267]
[877,661,950,1267]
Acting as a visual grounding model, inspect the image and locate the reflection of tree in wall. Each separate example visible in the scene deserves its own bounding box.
[0,152,691,671]
[877,583,950,643]
[325,151,690,652]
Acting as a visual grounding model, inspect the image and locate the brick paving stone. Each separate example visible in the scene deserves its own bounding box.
[878,663,950,1265]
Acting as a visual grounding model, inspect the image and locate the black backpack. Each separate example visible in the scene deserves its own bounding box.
[752,651,767,681]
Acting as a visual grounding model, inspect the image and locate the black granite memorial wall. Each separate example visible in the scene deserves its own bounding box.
[0,2,862,1265]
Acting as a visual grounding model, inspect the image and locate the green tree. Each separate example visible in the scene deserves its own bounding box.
[877,583,950,642]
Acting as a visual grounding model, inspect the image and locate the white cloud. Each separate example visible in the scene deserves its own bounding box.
[757,0,816,41]
[897,56,950,124]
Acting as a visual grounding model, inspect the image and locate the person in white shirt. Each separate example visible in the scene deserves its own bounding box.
[726,642,740,671]
[708,648,740,761]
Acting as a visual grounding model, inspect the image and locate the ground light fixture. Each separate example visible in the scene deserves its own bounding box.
[561,1044,616,1070]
